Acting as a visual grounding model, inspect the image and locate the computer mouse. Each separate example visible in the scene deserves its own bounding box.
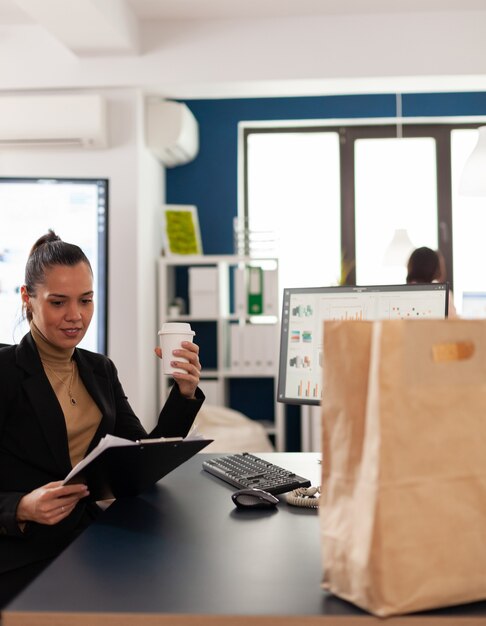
[231,488,279,510]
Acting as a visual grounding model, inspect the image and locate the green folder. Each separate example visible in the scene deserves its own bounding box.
[247,266,263,315]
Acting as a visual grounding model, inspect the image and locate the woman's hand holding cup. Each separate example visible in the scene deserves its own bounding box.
[155,323,201,399]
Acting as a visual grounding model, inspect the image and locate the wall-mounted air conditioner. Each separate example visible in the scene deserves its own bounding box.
[145,99,199,167]
[0,94,108,148]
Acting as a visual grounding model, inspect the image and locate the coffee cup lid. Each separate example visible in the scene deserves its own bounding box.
[158,322,195,335]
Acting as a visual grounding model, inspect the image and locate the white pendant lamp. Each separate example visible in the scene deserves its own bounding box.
[383,228,415,267]
[459,126,486,196]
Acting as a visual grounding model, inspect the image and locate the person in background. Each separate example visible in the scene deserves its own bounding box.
[0,230,205,607]
[406,246,457,317]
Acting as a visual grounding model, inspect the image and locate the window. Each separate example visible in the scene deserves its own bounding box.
[451,129,486,314]
[355,137,437,285]
[245,130,341,297]
[243,121,484,306]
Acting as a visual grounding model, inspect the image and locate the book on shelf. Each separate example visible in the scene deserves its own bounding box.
[63,433,213,501]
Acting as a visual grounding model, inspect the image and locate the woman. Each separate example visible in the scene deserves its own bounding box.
[406,246,457,317]
[406,246,442,284]
[0,231,204,607]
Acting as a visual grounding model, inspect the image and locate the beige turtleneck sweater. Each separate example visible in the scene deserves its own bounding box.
[30,323,102,468]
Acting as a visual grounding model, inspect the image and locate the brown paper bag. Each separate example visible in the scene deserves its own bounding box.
[320,319,486,617]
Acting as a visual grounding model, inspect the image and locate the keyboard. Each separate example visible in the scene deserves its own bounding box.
[202,453,311,495]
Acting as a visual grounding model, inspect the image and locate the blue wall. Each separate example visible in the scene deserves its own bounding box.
[166,91,486,254]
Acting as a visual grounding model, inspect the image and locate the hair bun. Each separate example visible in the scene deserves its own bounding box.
[45,229,61,243]
[29,229,61,256]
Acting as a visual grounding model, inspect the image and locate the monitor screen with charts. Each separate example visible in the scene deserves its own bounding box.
[277,283,449,406]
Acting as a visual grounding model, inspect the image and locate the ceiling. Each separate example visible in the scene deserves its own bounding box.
[1,0,483,58]
[1,0,486,97]
[0,0,483,26]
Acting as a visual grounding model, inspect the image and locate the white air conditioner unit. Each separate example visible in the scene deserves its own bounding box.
[0,94,108,148]
[145,99,199,167]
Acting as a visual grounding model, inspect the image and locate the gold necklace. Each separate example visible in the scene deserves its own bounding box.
[44,361,77,406]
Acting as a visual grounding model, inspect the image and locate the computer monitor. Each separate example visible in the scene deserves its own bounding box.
[277,283,449,406]
[461,292,486,319]
[0,177,108,352]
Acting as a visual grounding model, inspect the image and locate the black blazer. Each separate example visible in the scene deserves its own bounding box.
[0,333,204,574]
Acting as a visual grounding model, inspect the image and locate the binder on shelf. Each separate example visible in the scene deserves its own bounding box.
[189,266,219,316]
[263,269,278,316]
[247,266,263,315]
[251,324,266,372]
[241,325,253,370]
[263,324,278,370]
[233,266,246,317]
[230,323,242,370]
[63,433,213,501]
[243,325,276,373]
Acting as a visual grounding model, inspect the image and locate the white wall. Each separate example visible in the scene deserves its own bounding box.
[0,88,164,429]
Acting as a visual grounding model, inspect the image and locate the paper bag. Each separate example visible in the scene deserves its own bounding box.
[320,319,486,617]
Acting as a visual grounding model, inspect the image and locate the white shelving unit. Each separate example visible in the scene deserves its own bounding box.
[158,255,285,451]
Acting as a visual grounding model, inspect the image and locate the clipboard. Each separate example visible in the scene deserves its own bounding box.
[63,436,213,501]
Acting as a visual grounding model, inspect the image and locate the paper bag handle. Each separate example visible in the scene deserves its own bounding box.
[431,341,474,363]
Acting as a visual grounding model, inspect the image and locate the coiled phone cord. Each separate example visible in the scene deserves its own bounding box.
[286,485,321,509]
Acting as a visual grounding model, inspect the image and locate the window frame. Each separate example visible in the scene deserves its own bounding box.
[240,118,486,290]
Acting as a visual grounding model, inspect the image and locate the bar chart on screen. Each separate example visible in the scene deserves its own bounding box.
[328,306,365,320]
[296,379,320,399]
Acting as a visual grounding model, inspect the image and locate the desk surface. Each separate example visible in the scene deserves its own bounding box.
[4,453,486,626]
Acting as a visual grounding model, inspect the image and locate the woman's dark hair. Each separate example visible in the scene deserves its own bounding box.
[406,246,441,284]
[23,229,92,322]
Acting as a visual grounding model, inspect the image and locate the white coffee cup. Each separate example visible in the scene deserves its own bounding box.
[158,322,195,375]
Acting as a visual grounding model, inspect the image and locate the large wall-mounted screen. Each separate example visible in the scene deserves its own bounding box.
[277,283,449,406]
[0,177,108,353]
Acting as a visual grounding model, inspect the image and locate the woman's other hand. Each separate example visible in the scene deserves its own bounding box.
[16,481,90,526]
